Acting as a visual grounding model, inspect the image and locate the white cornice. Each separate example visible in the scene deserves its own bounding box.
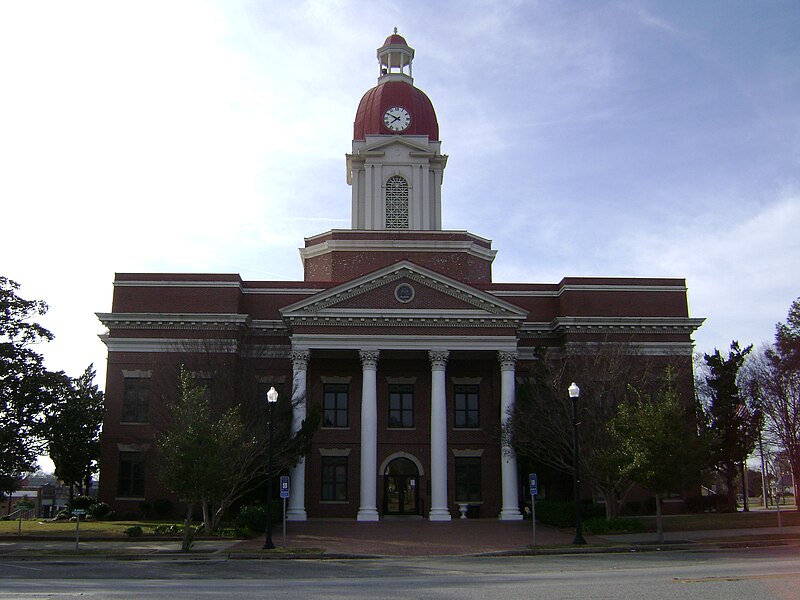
[299,238,497,262]
[113,280,241,289]
[250,319,290,332]
[243,288,323,295]
[285,315,522,328]
[290,334,519,352]
[303,229,493,246]
[552,316,705,333]
[96,312,249,330]
[516,316,704,339]
[490,284,687,297]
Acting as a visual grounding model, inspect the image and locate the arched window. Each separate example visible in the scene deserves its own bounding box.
[385,176,409,229]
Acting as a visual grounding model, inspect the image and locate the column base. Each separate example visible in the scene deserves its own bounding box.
[499,508,524,521]
[357,508,380,522]
[428,509,452,521]
[286,509,307,522]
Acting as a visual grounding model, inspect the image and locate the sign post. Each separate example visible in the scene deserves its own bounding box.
[279,476,290,549]
[72,509,87,550]
[529,473,538,547]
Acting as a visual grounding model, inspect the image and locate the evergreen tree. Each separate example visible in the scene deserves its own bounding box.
[702,341,760,510]
[44,365,105,505]
[0,277,63,494]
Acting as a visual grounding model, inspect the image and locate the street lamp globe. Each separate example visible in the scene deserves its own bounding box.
[267,386,279,404]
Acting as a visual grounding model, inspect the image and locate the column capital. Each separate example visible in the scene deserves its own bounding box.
[290,349,310,369]
[498,350,518,370]
[359,349,380,369]
[428,350,449,369]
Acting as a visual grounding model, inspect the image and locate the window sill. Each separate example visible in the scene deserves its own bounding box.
[453,427,482,431]
[320,500,350,505]
[387,427,416,431]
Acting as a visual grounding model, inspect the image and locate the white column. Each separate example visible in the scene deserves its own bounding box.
[499,351,523,520]
[286,350,309,521]
[357,350,380,521]
[428,350,451,521]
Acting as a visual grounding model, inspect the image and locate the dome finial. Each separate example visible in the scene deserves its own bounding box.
[394,26,398,34]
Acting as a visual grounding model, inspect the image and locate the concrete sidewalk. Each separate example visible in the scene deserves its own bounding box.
[2,520,799,559]
[231,518,571,556]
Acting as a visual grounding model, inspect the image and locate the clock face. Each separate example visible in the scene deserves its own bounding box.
[383,106,411,132]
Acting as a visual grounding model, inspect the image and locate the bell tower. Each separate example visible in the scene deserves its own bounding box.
[346,31,448,231]
[300,32,495,284]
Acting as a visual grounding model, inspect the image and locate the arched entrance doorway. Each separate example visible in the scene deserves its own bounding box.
[383,457,420,516]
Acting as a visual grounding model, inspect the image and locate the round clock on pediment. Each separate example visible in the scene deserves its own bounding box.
[395,283,415,303]
[383,106,411,132]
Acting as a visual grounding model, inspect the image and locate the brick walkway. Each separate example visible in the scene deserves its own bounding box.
[232,519,579,556]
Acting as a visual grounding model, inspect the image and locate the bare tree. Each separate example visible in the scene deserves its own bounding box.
[153,337,319,533]
[505,340,676,518]
[747,347,800,501]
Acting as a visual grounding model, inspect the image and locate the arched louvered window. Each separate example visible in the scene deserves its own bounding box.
[385,176,409,229]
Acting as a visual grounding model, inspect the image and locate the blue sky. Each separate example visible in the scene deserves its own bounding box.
[2,0,799,392]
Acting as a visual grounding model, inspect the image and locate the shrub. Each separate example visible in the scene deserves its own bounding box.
[71,496,96,511]
[153,524,182,535]
[583,517,644,535]
[124,525,143,537]
[234,502,282,536]
[88,502,111,520]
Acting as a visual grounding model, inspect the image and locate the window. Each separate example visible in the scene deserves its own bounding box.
[455,457,482,502]
[122,378,149,423]
[385,176,409,229]
[323,384,348,427]
[454,384,480,428]
[321,456,348,501]
[117,452,145,498]
[388,384,414,428]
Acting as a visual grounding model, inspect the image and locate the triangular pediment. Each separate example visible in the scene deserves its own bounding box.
[361,135,436,155]
[281,261,527,328]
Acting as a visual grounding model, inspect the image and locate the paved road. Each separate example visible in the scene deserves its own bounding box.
[1,546,799,599]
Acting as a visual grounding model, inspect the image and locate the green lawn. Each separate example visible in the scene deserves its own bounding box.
[0,520,183,537]
[3,509,798,538]
[634,509,800,532]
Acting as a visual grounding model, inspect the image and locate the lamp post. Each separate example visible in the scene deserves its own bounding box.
[263,386,279,550]
[569,382,586,545]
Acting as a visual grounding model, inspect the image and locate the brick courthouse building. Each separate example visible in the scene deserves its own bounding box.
[97,33,703,521]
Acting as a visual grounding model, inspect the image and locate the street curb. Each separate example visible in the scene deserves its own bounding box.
[2,537,797,562]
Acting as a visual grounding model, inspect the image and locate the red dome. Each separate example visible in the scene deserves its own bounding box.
[382,33,408,47]
[353,81,439,141]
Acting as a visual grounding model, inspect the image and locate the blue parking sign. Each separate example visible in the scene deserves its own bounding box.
[280,476,290,498]
[529,473,538,496]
